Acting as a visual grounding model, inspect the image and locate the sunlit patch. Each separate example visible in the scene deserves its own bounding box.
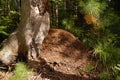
[34,7,39,14]
[1,50,12,64]
[84,14,97,25]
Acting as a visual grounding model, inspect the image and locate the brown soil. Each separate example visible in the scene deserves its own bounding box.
[0,29,99,80]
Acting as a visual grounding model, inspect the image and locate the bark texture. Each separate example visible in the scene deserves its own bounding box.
[0,0,50,65]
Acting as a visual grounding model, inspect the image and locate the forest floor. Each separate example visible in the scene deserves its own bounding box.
[0,29,100,80]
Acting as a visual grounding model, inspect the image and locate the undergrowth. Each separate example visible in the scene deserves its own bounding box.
[10,62,32,80]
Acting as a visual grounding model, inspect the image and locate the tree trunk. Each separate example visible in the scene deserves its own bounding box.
[0,0,50,65]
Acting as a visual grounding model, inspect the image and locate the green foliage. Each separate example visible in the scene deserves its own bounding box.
[79,1,120,79]
[92,29,120,65]
[112,64,120,78]
[62,15,83,38]
[85,64,95,71]
[10,62,32,80]
[10,0,20,11]
[62,16,75,30]
[78,64,95,76]
[98,64,120,80]
[95,43,120,65]
[93,30,120,79]
[0,0,20,43]
[79,0,107,17]
[98,72,111,80]
[81,28,96,47]
[0,26,9,36]
[51,0,63,4]
[101,10,120,28]
[71,28,83,38]
[0,0,120,79]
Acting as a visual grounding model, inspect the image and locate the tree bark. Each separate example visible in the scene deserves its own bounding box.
[0,0,50,65]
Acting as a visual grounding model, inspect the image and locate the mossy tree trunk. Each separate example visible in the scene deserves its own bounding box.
[0,0,50,65]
